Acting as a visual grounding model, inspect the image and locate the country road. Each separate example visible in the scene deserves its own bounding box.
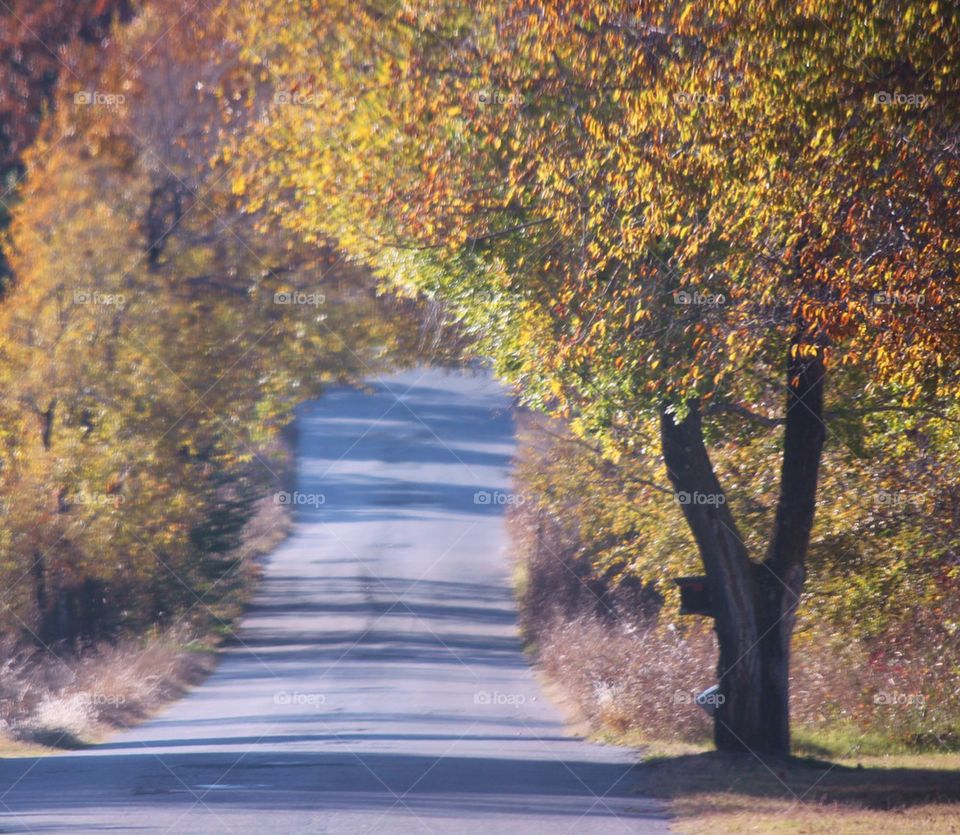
[0,368,668,834]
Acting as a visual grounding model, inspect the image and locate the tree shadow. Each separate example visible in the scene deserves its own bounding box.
[0,749,667,828]
[634,751,960,814]
[13,728,90,750]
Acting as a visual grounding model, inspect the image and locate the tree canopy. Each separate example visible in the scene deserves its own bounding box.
[228,0,959,426]
[0,0,428,644]
[224,0,960,753]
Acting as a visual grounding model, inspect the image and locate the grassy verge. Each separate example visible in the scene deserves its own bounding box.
[0,631,221,754]
[632,748,960,834]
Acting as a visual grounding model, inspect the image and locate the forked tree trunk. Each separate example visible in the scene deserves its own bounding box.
[660,344,825,755]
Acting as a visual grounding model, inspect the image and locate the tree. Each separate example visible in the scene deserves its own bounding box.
[0,1,135,284]
[0,0,429,645]
[226,0,960,753]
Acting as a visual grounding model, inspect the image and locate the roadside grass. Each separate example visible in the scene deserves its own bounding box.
[526,613,960,831]
[791,723,960,759]
[528,613,960,832]
[0,737,61,758]
[633,749,960,834]
[0,631,219,754]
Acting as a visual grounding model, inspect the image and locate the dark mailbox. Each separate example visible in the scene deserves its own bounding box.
[675,576,714,617]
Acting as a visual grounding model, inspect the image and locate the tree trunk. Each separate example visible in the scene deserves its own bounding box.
[32,552,48,638]
[660,343,825,755]
[756,344,826,752]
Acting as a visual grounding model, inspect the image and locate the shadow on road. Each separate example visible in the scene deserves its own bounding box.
[634,751,960,813]
[0,750,656,821]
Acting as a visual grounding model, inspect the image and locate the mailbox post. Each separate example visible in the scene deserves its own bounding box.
[674,576,719,722]
[674,575,714,618]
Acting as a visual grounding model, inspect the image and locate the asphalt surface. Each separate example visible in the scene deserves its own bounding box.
[0,368,668,833]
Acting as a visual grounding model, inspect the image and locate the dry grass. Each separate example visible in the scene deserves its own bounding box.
[0,630,216,750]
[512,494,721,746]
[634,750,960,834]
[534,615,716,743]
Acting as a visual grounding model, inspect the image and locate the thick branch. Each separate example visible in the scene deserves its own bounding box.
[659,400,757,629]
[763,346,826,574]
[703,400,785,427]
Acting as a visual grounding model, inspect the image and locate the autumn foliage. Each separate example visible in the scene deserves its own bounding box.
[225,0,960,753]
[0,2,424,648]
[0,0,956,758]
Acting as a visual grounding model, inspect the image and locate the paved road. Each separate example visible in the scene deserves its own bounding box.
[0,369,668,833]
